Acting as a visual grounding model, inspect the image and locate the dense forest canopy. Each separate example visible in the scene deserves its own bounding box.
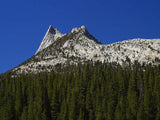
[0,63,160,120]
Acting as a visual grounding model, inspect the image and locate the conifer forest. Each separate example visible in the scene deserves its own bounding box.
[0,63,160,120]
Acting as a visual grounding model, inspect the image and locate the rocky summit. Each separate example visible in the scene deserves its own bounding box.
[12,25,160,74]
[35,25,65,54]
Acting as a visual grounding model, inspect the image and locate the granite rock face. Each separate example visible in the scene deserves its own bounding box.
[12,25,160,74]
[35,25,64,54]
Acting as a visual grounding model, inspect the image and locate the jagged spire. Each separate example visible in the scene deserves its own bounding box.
[36,25,101,55]
[48,25,55,33]
[35,25,64,54]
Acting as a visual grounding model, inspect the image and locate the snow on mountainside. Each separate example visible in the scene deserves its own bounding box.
[12,25,160,74]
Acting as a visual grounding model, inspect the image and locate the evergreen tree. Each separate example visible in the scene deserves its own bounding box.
[0,63,160,120]
[137,102,144,120]
[51,87,60,120]
[126,70,138,120]
[21,106,28,120]
[15,81,23,120]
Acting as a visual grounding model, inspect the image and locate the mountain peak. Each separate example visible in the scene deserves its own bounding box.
[36,25,101,55]
[71,25,87,33]
[35,25,64,54]
[48,25,54,32]
[47,25,61,35]
[70,25,101,44]
[11,24,160,74]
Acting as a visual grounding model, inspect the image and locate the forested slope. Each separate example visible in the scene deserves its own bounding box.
[0,63,160,120]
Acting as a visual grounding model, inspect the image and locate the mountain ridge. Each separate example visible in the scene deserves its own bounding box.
[11,25,160,74]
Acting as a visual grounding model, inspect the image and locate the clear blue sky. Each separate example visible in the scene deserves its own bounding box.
[0,0,160,73]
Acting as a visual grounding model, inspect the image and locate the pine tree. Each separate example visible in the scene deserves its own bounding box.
[27,85,35,120]
[115,96,126,120]
[15,81,23,120]
[57,100,68,120]
[4,94,15,120]
[137,102,144,120]
[126,70,138,120]
[155,74,160,120]
[107,72,118,120]
[51,87,60,120]
[21,106,28,120]
[68,91,76,120]
[78,109,84,120]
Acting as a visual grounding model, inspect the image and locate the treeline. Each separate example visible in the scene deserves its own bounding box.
[0,63,160,120]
